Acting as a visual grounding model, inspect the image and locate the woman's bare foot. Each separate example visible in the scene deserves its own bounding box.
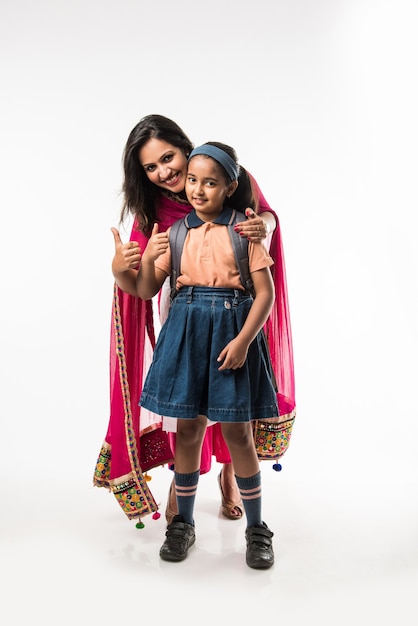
[165,477,178,524]
[218,463,243,519]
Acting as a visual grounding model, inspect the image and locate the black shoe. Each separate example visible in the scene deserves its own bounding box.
[159,515,196,562]
[245,522,274,569]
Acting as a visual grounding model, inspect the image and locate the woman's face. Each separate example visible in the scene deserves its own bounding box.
[138,138,188,194]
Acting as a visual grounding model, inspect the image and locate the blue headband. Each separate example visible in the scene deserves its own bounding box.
[188,144,239,181]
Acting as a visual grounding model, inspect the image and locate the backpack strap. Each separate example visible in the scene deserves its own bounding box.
[169,215,190,301]
[227,210,254,296]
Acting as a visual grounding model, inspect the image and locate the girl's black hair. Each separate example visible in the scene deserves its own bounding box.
[121,114,194,232]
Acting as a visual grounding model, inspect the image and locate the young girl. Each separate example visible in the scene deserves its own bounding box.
[136,142,277,568]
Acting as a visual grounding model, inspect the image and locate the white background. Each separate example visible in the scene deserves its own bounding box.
[1,1,417,624]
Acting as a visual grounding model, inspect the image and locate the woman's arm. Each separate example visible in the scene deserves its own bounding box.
[259,211,276,236]
[217,267,274,370]
[236,172,278,241]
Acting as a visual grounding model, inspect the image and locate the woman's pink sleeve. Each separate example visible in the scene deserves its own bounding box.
[249,173,278,225]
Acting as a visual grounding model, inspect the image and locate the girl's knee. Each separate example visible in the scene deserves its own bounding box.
[177,415,207,446]
[221,423,253,448]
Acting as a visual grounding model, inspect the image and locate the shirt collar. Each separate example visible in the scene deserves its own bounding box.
[185,206,235,229]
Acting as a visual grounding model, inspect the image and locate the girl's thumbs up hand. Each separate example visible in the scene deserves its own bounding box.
[144,223,169,262]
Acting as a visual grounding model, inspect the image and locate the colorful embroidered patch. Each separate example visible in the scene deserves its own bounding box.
[253,412,296,460]
[111,475,156,519]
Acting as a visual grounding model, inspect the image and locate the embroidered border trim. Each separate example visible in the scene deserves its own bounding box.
[110,472,157,520]
[93,442,111,488]
[111,284,157,518]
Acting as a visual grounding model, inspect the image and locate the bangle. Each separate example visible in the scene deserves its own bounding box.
[262,219,271,235]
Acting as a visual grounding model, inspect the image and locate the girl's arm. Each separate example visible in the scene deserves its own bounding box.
[217,267,274,370]
[135,224,169,300]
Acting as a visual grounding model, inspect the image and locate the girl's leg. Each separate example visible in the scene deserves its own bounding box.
[174,415,207,525]
[220,422,259,477]
[174,415,207,473]
[221,422,261,526]
[160,415,207,563]
[221,421,274,569]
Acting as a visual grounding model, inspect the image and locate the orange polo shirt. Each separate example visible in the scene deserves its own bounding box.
[155,207,274,291]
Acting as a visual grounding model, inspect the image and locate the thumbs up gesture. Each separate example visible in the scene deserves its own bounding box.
[143,223,169,262]
[111,227,141,273]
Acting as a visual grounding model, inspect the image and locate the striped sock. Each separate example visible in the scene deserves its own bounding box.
[174,470,200,526]
[235,471,262,528]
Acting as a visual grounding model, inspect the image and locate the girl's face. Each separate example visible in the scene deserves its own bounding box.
[185,155,238,222]
[138,138,188,194]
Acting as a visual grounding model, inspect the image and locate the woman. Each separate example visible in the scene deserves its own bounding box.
[93,114,296,527]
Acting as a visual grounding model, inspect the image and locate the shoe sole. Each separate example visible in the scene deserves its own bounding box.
[246,556,274,569]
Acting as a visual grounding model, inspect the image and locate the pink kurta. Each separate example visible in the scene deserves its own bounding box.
[93,177,296,523]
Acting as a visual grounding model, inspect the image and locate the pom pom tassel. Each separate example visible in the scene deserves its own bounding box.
[272,462,282,472]
[135,509,161,528]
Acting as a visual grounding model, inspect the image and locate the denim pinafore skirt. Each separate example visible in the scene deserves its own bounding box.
[139,286,279,423]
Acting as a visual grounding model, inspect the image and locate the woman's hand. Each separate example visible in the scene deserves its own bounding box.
[110,227,141,296]
[234,208,272,242]
[111,227,141,273]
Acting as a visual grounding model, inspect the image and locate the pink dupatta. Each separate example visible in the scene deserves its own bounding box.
[93,183,296,523]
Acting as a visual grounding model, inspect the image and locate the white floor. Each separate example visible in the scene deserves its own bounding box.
[2,458,417,626]
[1,2,417,624]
